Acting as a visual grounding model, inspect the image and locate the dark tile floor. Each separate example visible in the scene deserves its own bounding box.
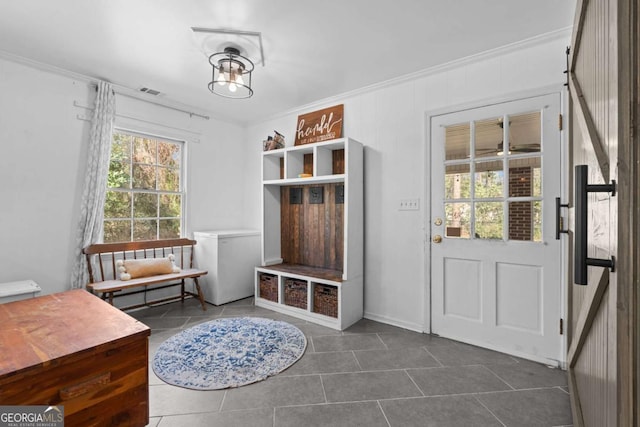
[131,297,572,427]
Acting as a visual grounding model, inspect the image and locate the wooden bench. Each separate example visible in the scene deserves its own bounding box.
[83,238,207,311]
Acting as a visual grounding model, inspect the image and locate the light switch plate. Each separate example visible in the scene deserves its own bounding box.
[399,199,420,211]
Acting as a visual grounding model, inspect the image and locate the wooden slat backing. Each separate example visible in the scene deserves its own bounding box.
[303,154,313,175]
[332,149,345,174]
[280,183,344,271]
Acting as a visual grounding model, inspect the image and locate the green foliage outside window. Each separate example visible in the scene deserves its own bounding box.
[444,166,542,242]
[103,132,183,243]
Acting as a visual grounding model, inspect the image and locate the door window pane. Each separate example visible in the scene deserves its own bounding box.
[445,122,470,160]
[508,201,532,241]
[474,117,503,157]
[474,202,503,239]
[508,201,542,242]
[532,201,542,242]
[508,112,541,154]
[440,110,544,243]
[509,158,541,197]
[445,164,470,199]
[475,161,503,198]
[445,202,471,238]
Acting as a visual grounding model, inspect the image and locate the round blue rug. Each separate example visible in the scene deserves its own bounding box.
[152,317,307,390]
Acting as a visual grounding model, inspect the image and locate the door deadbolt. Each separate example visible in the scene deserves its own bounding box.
[432,235,442,243]
[434,218,443,226]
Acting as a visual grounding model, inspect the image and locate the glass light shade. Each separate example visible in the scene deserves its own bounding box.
[208,47,254,99]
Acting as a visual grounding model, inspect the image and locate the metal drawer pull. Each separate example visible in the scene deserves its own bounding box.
[555,197,569,240]
[574,165,616,285]
[59,372,111,400]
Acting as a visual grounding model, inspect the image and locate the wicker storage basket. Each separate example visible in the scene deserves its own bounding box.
[259,273,278,302]
[284,278,308,309]
[313,283,338,318]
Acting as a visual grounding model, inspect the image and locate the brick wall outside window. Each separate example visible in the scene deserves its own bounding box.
[509,167,532,240]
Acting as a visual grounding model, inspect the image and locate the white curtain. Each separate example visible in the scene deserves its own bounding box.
[70,81,116,289]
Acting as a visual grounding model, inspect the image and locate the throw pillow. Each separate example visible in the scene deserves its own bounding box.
[116,254,180,280]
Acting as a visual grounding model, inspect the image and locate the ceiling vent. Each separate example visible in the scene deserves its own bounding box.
[139,87,161,96]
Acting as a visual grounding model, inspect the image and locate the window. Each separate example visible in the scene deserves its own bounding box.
[103,130,184,243]
[443,111,542,242]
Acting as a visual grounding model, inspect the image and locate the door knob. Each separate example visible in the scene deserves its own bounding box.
[432,235,442,243]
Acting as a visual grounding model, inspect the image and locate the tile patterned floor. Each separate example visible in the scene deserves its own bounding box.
[131,297,572,427]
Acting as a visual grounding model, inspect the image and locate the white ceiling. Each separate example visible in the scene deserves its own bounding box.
[0,1,576,124]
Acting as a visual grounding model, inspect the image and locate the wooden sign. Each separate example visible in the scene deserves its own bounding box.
[294,104,343,145]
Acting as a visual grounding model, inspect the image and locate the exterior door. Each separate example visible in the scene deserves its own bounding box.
[430,93,564,365]
[566,0,637,425]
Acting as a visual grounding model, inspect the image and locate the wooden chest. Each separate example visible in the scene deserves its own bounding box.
[0,289,151,426]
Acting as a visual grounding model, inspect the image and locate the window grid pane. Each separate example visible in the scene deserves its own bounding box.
[444,110,542,243]
[104,131,183,243]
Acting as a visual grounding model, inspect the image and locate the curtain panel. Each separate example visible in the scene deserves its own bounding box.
[70,81,115,289]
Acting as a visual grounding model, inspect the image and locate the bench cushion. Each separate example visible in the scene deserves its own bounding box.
[118,257,179,280]
[87,269,208,294]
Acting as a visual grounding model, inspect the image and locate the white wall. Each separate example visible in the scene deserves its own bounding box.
[0,31,569,327]
[0,56,245,296]
[244,32,571,331]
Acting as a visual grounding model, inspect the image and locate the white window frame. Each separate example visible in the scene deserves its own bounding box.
[103,128,187,242]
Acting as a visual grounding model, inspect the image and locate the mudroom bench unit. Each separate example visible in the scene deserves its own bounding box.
[255,137,364,330]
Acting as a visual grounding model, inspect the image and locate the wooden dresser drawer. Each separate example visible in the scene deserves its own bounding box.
[0,290,151,426]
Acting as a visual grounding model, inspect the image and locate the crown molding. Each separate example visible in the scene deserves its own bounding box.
[1,26,572,129]
[255,27,573,125]
[0,48,222,123]
[0,49,94,83]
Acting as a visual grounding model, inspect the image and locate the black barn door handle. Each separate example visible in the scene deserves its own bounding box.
[574,165,616,285]
[555,197,569,240]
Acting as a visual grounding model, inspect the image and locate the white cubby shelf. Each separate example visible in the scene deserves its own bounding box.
[255,266,363,330]
[256,137,364,330]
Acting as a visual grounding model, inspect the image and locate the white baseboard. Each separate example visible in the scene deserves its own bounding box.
[363,312,425,333]
[432,332,564,368]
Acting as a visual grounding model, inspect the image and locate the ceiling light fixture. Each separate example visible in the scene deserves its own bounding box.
[191,27,264,100]
[208,47,254,99]
[496,141,511,156]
